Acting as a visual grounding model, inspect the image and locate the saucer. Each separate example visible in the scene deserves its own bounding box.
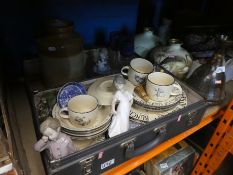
[62,124,109,139]
[133,82,183,111]
[52,104,112,131]
[57,82,87,108]
[130,90,187,123]
[62,125,109,139]
[87,76,135,106]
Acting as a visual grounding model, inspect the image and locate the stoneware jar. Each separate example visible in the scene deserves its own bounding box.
[150,39,193,79]
[38,19,86,87]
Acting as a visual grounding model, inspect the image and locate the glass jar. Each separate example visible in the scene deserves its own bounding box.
[37,19,86,87]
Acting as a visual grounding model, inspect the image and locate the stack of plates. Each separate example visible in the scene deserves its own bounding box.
[130,82,188,123]
[133,82,183,111]
[52,104,112,140]
[54,81,112,140]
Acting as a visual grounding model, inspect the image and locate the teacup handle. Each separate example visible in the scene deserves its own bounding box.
[170,84,182,96]
[121,66,129,77]
[59,107,69,119]
[98,105,102,110]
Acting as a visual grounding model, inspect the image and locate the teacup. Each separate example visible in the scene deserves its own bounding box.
[146,72,182,101]
[121,58,154,86]
[59,95,99,127]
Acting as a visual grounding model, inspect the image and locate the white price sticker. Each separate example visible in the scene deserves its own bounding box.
[160,163,168,169]
[101,159,115,170]
[215,66,225,73]
[48,46,56,52]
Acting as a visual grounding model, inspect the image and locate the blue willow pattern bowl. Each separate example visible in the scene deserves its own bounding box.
[57,82,87,108]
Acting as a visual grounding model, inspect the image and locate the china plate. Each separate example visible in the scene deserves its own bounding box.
[57,82,87,108]
[52,104,112,132]
[133,82,183,111]
[130,90,187,123]
[88,76,135,106]
[62,125,109,139]
[62,124,109,139]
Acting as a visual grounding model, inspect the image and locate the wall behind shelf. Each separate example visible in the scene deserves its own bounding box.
[0,0,139,78]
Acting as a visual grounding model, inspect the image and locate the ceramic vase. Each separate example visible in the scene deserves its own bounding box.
[150,39,193,79]
[134,27,158,58]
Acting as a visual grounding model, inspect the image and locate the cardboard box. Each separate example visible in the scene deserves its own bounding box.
[144,141,197,175]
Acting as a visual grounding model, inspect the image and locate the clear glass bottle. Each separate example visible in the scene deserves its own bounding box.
[187,48,225,102]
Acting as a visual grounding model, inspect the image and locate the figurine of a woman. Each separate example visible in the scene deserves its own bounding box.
[34,117,76,159]
[108,75,133,137]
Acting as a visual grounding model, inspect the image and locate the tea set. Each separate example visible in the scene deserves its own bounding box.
[52,57,187,140]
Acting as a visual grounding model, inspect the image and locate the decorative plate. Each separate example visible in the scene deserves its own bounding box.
[130,90,187,123]
[88,76,135,106]
[133,82,183,111]
[52,104,112,132]
[57,82,87,108]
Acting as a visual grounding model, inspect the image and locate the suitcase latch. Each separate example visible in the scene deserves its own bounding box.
[121,138,136,159]
[80,156,95,175]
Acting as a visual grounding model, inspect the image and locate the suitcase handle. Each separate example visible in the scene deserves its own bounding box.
[125,125,166,159]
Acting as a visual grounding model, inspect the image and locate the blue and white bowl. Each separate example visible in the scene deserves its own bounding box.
[57,82,87,108]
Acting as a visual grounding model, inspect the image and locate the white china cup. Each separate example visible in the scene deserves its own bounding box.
[121,58,154,86]
[146,72,182,101]
[59,95,99,127]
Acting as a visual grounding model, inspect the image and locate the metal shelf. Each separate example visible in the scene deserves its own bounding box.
[192,100,233,175]
[103,106,224,175]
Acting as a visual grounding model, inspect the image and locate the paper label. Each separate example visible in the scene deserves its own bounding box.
[48,46,56,52]
[215,80,222,84]
[177,115,182,122]
[160,163,169,169]
[98,151,104,159]
[215,66,225,73]
[101,159,115,170]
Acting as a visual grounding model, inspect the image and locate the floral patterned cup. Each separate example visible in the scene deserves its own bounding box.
[121,58,154,86]
[59,95,99,127]
[146,72,182,101]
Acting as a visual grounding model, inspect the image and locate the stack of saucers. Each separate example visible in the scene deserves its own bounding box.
[52,82,112,140]
[129,82,188,124]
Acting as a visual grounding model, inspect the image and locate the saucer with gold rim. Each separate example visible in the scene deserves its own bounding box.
[133,82,183,111]
[130,90,187,123]
[52,104,112,132]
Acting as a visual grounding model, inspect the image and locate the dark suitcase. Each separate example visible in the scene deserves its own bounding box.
[28,72,208,175]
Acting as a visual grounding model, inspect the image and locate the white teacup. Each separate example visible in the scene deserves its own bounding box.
[146,72,182,101]
[59,95,99,127]
[121,58,154,86]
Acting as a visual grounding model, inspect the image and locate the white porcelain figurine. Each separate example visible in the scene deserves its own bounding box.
[108,75,133,137]
[94,48,111,74]
[34,117,76,159]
